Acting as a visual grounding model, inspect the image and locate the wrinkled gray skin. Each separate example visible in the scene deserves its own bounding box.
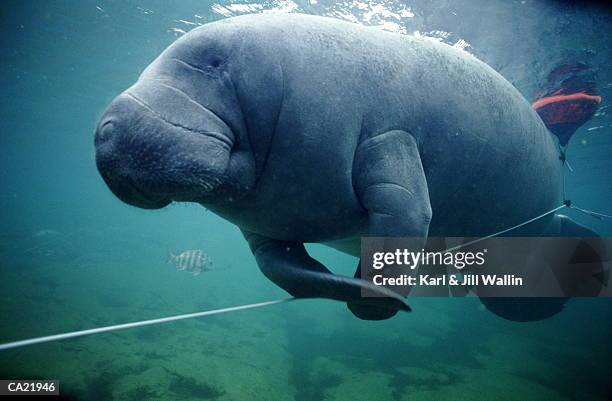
[96,14,575,320]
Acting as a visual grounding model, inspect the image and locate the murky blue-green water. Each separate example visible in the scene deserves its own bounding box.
[0,1,610,400]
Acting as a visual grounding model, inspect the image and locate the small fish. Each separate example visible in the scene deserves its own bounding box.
[168,250,213,276]
[33,229,62,238]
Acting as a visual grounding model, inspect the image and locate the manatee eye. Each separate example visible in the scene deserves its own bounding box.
[210,58,221,68]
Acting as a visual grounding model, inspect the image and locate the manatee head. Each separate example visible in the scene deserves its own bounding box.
[94,33,255,209]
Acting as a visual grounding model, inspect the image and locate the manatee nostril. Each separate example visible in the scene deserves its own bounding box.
[94,122,122,179]
[95,120,116,146]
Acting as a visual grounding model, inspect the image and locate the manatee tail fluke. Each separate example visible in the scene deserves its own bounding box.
[532,62,602,146]
[481,214,609,322]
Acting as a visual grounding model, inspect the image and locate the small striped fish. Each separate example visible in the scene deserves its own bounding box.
[168,250,213,276]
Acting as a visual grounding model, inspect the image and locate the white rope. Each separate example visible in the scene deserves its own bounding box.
[0,298,296,351]
[2,199,609,352]
[444,204,568,252]
[570,205,612,220]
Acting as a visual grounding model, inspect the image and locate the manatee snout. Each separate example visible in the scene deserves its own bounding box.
[94,88,234,209]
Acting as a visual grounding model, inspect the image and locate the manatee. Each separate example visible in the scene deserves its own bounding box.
[94,14,597,320]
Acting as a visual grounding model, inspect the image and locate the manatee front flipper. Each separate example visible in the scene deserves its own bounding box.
[242,231,411,312]
[350,130,432,320]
